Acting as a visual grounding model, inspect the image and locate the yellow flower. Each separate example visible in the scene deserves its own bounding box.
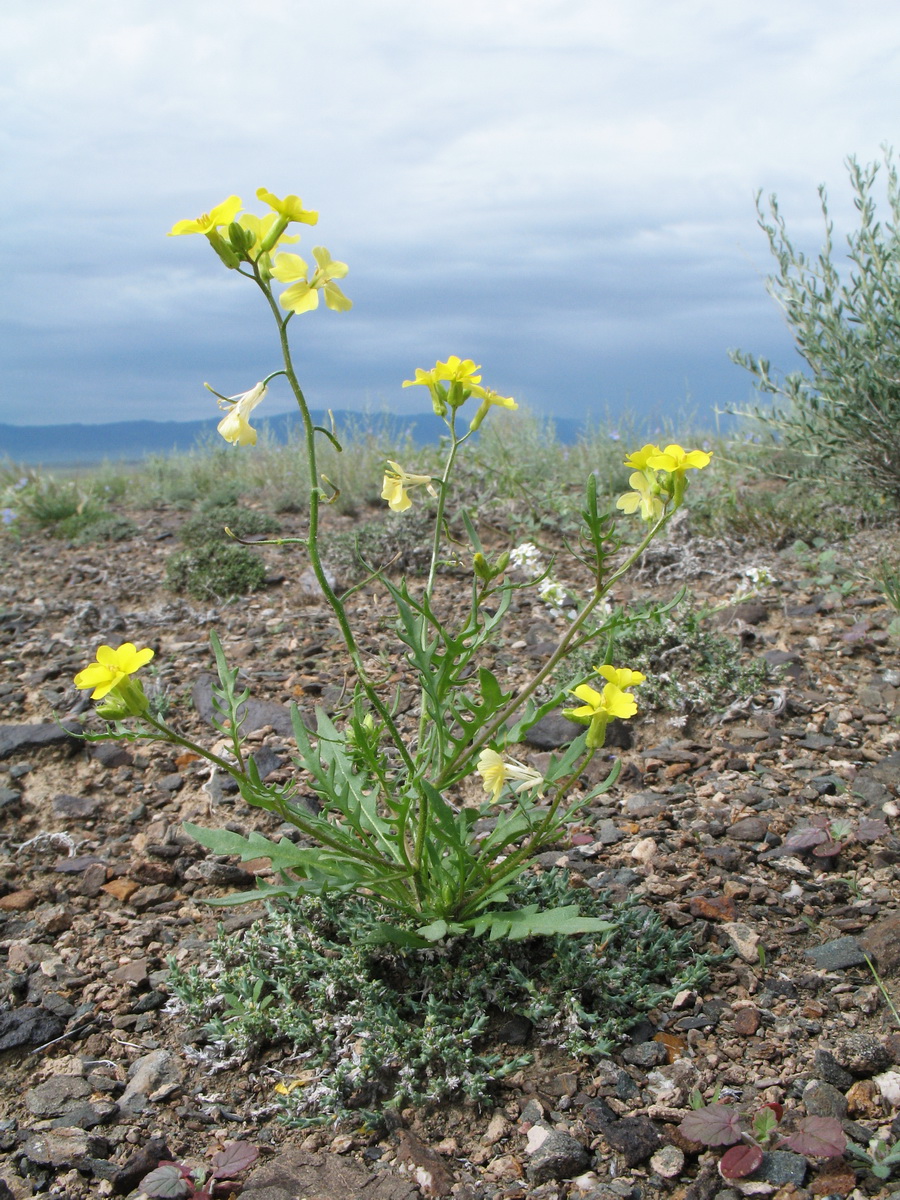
[646,444,712,472]
[271,248,352,314]
[74,643,154,700]
[434,357,483,388]
[477,748,545,802]
[381,461,438,512]
[595,665,646,690]
[616,471,664,522]
[168,195,243,236]
[468,388,518,432]
[214,382,268,446]
[623,444,661,471]
[563,680,638,748]
[256,188,319,226]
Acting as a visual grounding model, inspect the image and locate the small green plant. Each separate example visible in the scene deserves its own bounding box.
[790,539,856,596]
[602,599,770,718]
[679,1101,845,1181]
[139,1141,259,1199]
[845,1135,900,1182]
[783,814,888,859]
[170,873,712,1125]
[731,149,900,506]
[178,504,280,547]
[16,476,100,529]
[875,558,900,639]
[165,542,268,599]
[59,510,138,545]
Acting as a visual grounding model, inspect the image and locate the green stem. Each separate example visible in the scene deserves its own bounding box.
[253,270,416,777]
[437,505,676,786]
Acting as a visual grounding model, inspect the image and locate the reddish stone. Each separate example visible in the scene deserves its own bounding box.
[0,889,39,912]
[732,1006,761,1036]
[100,878,140,902]
[689,895,738,922]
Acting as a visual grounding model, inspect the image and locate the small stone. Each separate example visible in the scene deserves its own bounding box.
[110,959,149,987]
[650,1144,684,1179]
[719,922,761,962]
[808,1161,858,1196]
[484,1111,511,1145]
[0,888,39,911]
[874,1070,900,1105]
[395,1129,454,1196]
[811,1049,855,1090]
[25,1075,91,1117]
[52,793,103,819]
[732,1006,760,1036]
[0,1005,65,1051]
[622,792,668,818]
[859,912,900,975]
[623,1041,666,1067]
[526,1129,591,1184]
[0,721,81,759]
[845,1078,883,1118]
[594,820,625,846]
[108,1136,172,1195]
[747,1150,807,1187]
[727,817,768,842]
[597,1115,662,1166]
[804,936,867,971]
[802,1078,848,1119]
[21,1127,107,1168]
[119,1049,184,1114]
[631,837,658,863]
[832,1031,892,1075]
[100,878,140,902]
[78,862,109,896]
[689,895,738,922]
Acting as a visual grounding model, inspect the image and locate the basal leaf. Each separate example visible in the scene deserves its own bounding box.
[211,1140,259,1177]
[678,1103,745,1146]
[781,1115,846,1157]
[139,1163,191,1198]
[719,1143,763,1179]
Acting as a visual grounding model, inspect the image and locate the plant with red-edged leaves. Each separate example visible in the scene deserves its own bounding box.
[139,1140,259,1199]
[783,814,888,860]
[679,1101,845,1181]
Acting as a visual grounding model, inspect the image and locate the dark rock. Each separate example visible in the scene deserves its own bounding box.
[859,912,900,975]
[109,1136,172,1195]
[241,1145,420,1200]
[395,1130,454,1196]
[52,792,103,819]
[91,742,132,769]
[702,845,741,868]
[0,721,81,759]
[804,936,867,970]
[622,1041,666,1067]
[524,711,631,750]
[747,1150,807,1186]
[596,1115,662,1166]
[802,1078,848,1119]
[811,1049,856,1090]
[250,745,284,779]
[184,860,255,887]
[527,1129,592,1184]
[832,1032,892,1075]
[727,816,768,842]
[25,1075,91,1117]
[0,1005,65,1050]
[192,674,306,737]
[622,792,668,818]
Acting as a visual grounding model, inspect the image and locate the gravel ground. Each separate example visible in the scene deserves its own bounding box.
[0,509,898,1200]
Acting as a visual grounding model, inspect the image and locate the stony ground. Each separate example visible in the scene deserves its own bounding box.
[0,504,899,1200]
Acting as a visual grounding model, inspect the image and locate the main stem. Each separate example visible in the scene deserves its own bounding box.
[255,275,416,776]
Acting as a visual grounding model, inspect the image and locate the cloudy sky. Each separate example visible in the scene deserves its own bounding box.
[4,0,900,432]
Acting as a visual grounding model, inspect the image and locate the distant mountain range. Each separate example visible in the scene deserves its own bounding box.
[0,409,586,466]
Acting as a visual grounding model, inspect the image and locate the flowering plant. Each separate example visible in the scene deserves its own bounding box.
[74,188,710,944]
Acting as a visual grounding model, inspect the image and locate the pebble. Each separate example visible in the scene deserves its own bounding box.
[804,936,868,970]
[832,1031,892,1075]
[802,1078,848,1119]
[649,1144,684,1178]
[859,911,900,973]
[119,1049,184,1114]
[719,922,761,962]
[526,1129,591,1184]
